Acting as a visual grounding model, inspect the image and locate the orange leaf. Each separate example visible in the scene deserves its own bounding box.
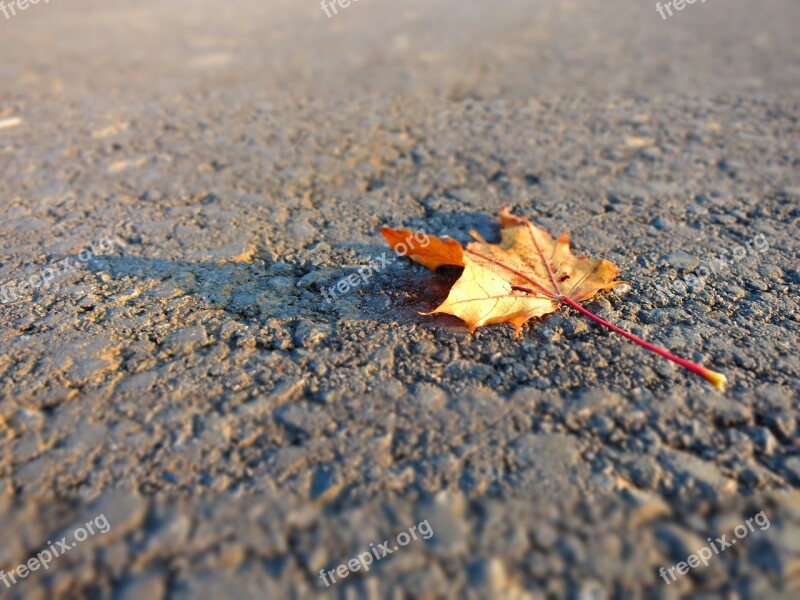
[381,207,727,390]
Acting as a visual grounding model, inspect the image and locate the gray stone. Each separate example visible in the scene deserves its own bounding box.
[275,403,330,437]
[115,573,166,600]
[81,491,148,544]
[292,321,330,348]
[746,427,778,457]
[163,326,209,354]
[420,491,469,557]
[662,251,700,271]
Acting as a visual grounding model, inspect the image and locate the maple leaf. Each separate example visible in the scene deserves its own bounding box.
[381,207,727,391]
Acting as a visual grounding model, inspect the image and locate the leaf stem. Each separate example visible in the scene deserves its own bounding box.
[558,295,727,391]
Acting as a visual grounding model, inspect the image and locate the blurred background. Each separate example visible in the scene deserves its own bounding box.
[3,0,799,102]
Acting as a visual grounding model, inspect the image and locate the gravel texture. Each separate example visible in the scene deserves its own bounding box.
[1,0,799,598]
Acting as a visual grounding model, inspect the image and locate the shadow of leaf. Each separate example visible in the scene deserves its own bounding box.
[88,255,307,322]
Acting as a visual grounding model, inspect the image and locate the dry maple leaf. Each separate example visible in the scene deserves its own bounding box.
[381,207,727,390]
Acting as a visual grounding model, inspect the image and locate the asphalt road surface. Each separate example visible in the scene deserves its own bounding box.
[1,0,799,598]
